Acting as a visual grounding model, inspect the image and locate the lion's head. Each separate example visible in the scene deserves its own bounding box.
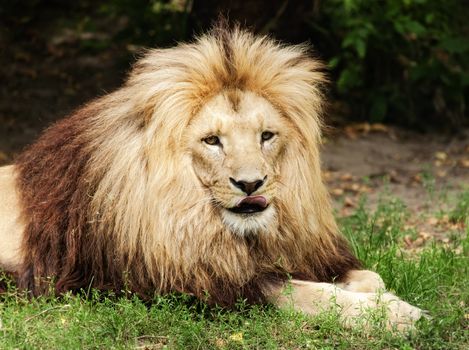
[14,26,360,304]
[117,27,328,240]
[188,90,287,235]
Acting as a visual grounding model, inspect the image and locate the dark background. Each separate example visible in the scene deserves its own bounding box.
[1,0,468,164]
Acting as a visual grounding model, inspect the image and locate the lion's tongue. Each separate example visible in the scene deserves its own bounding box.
[238,195,267,208]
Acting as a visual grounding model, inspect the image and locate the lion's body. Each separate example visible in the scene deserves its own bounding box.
[0,27,422,330]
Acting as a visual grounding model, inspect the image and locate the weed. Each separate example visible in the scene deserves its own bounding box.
[450,191,469,224]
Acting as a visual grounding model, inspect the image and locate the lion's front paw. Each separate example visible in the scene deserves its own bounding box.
[342,291,425,332]
[378,293,424,332]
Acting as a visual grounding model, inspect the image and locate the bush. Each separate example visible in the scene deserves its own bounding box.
[99,0,191,46]
[3,0,466,129]
[309,0,469,129]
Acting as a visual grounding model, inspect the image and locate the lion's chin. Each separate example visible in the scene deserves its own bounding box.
[221,205,276,237]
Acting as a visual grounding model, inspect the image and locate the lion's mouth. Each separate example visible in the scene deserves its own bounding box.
[228,195,268,214]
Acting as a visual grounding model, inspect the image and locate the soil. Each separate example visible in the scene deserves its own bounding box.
[322,126,469,212]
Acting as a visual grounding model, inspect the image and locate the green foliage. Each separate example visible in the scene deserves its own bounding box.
[99,0,191,46]
[310,0,469,128]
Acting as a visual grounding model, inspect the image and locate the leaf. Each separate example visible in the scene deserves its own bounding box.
[434,152,447,161]
[439,37,469,54]
[331,188,344,196]
[394,17,426,37]
[342,33,367,58]
[460,159,469,168]
[425,13,434,24]
[342,35,357,49]
[328,56,340,69]
[369,96,388,121]
[344,0,357,12]
[337,67,362,92]
[405,20,426,36]
[343,196,357,208]
[229,332,244,343]
[355,38,366,58]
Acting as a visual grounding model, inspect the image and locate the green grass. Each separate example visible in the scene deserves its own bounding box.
[1,192,468,349]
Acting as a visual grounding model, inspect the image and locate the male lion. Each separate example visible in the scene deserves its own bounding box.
[0,27,422,331]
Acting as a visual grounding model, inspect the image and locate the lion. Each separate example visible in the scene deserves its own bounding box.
[0,26,423,331]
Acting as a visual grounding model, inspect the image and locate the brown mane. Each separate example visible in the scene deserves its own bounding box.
[14,27,361,306]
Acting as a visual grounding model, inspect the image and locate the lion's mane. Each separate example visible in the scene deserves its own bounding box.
[15,27,360,305]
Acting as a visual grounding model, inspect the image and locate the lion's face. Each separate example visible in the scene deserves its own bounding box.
[188,90,292,236]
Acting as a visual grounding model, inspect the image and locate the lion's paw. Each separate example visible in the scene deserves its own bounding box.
[378,293,424,332]
[341,291,425,333]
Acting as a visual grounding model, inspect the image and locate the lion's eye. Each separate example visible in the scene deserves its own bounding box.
[261,131,275,142]
[202,135,221,146]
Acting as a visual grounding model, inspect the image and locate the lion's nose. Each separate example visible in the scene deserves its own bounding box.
[229,176,266,195]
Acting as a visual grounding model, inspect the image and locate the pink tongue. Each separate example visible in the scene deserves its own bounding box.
[238,195,267,208]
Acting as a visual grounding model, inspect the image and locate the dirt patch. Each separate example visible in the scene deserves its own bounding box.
[322,125,469,215]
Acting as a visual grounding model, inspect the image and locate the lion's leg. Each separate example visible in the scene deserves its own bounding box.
[336,269,385,293]
[266,279,422,332]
